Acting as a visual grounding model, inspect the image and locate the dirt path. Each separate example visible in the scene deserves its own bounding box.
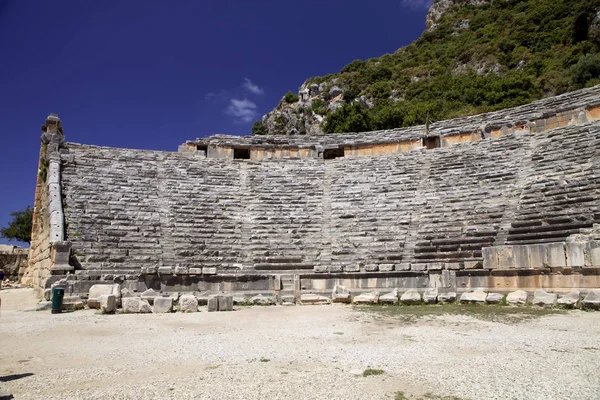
[0,289,599,400]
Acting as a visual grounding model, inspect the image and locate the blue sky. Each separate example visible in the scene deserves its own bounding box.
[0,0,430,245]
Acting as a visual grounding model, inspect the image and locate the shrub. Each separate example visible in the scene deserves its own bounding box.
[311,98,327,115]
[284,91,299,104]
[251,120,267,135]
[571,54,600,87]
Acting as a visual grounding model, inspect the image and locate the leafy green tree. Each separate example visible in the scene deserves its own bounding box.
[1,206,33,244]
[324,103,372,133]
[572,54,600,87]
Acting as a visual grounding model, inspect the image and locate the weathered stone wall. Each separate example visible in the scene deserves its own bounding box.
[0,244,28,281]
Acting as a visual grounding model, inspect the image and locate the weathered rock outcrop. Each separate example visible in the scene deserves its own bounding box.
[0,244,28,281]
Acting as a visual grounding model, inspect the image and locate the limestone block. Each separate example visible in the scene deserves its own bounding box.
[344,264,360,272]
[423,288,438,304]
[400,289,421,305]
[532,289,557,307]
[170,292,180,302]
[251,294,276,305]
[121,288,135,298]
[202,267,217,275]
[174,266,188,275]
[100,294,116,314]
[437,292,457,303]
[566,243,585,267]
[179,295,199,312]
[584,241,600,267]
[352,291,380,305]
[513,246,530,269]
[141,288,160,305]
[189,268,202,275]
[62,296,84,311]
[428,262,444,271]
[153,297,173,313]
[497,247,515,269]
[300,294,331,305]
[314,265,328,273]
[506,290,528,305]
[544,243,566,268]
[379,263,394,272]
[88,284,120,309]
[464,261,482,269]
[332,285,351,303]
[482,247,498,270]
[122,298,151,313]
[528,244,546,268]
[329,264,343,273]
[218,295,233,311]
[460,291,487,304]
[411,263,427,272]
[485,293,503,304]
[581,289,600,310]
[365,264,379,272]
[379,289,399,305]
[557,291,580,309]
[158,267,173,275]
[395,263,410,271]
[446,262,461,270]
[207,295,218,312]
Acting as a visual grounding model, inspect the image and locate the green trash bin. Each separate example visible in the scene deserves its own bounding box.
[51,287,65,314]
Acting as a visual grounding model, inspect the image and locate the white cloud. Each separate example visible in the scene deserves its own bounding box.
[401,0,433,9]
[242,78,264,95]
[226,98,258,123]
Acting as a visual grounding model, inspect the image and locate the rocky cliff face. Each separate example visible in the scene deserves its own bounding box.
[255,0,600,136]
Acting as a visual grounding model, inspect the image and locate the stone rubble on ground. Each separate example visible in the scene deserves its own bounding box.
[506,290,528,305]
[532,289,557,307]
[400,289,421,305]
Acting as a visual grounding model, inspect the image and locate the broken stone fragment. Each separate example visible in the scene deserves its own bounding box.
[300,293,331,305]
[506,290,528,305]
[332,285,351,303]
[423,288,438,304]
[460,291,487,304]
[557,290,580,309]
[153,297,173,313]
[122,297,151,313]
[251,294,276,305]
[88,284,121,309]
[100,294,116,314]
[377,289,398,305]
[531,289,557,307]
[582,289,600,310]
[485,293,503,304]
[178,294,199,312]
[62,295,84,311]
[352,291,380,305]
[140,288,160,305]
[437,292,457,303]
[400,289,421,305]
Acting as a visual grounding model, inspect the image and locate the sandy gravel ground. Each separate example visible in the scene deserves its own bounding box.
[0,288,599,400]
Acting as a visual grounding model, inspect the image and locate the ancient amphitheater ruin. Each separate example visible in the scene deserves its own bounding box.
[21,85,600,310]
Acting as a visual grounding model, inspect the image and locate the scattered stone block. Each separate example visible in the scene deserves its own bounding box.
[179,294,199,312]
[100,294,116,314]
[121,288,135,298]
[141,288,160,305]
[582,289,600,310]
[218,294,234,311]
[251,294,276,305]
[332,285,351,303]
[400,289,421,305]
[122,297,151,313]
[88,284,120,309]
[352,291,379,305]
[486,293,504,304]
[557,290,580,309]
[207,295,218,312]
[153,297,173,313]
[62,295,84,311]
[506,290,528,305]
[379,289,399,305]
[532,289,557,307]
[437,292,457,303]
[423,288,438,304]
[300,294,331,305]
[460,291,487,304]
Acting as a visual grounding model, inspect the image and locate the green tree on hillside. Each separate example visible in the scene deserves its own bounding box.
[1,206,33,244]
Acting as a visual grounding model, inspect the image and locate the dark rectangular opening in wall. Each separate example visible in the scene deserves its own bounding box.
[196,144,207,156]
[234,148,250,160]
[323,148,344,160]
[423,136,440,149]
